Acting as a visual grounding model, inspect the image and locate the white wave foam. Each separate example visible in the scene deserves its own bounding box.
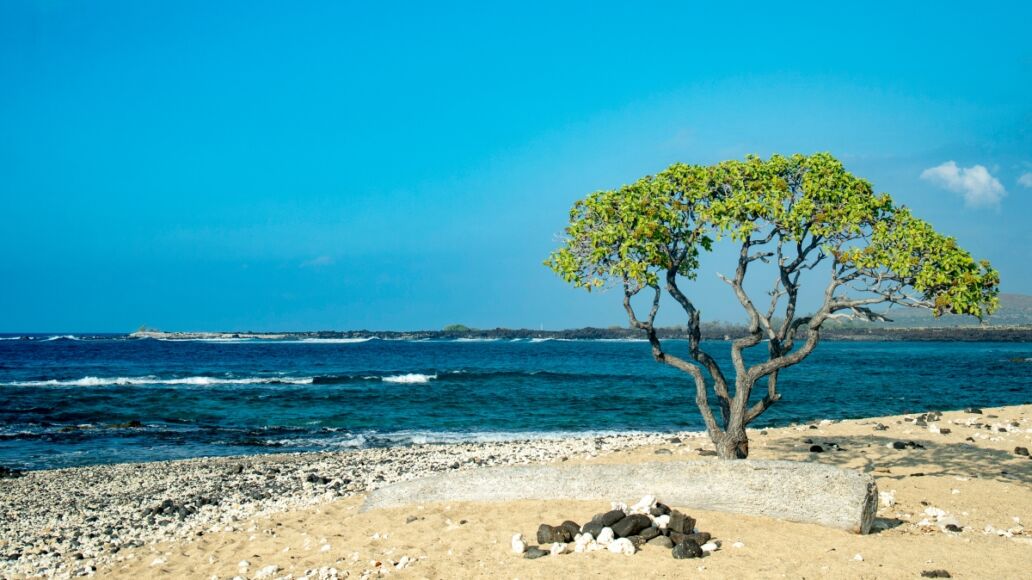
[453,338,499,342]
[44,335,80,341]
[529,338,553,343]
[9,375,314,387]
[381,373,437,384]
[0,337,24,341]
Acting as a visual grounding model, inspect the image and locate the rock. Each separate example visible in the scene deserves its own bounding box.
[559,520,581,538]
[405,515,419,524]
[536,524,570,544]
[607,537,636,555]
[523,546,548,559]
[305,473,331,485]
[810,445,825,453]
[964,408,982,414]
[669,437,682,444]
[667,511,696,534]
[921,570,952,578]
[599,509,625,527]
[611,514,652,538]
[732,541,745,549]
[640,526,661,541]
[1015,447,1030,457]
[511,533,526,554]
[596,527,615,546]
[549,542,568,556]
[684,532,711,544]
[853,553,863,562]
[574,533,594,552]
[647,535,674,548]
[626,535,647,549]
[672,539,703,559]
[701,541,718,552]
[891,441,907,450]
[655,448,673,455]
[873,423,888,431]
[652,514,670,529]
[580,521,604,538]
[879,491,896,507]
[650,503,672,516]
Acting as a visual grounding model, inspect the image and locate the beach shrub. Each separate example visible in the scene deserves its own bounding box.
[546,153,998,459]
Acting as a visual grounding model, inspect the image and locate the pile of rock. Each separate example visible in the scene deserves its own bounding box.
[512,495,718,560]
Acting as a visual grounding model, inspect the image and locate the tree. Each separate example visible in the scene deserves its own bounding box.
[546,153,998,459]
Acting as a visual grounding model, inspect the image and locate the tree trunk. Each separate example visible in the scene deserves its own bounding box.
[714,426,749,459]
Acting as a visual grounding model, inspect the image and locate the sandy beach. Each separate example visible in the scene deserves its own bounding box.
[3,404,1030,579]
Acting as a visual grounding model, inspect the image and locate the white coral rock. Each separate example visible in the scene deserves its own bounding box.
[629,495,656,515]
[511,533,526,554]
[701,542,718,552]
[654,514,670,529]
[596,527,615,545]
[607,537,636,555]
[879,491,896,507]
[550,542,568,556]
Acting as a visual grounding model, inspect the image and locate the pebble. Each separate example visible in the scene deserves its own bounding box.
[607,537,636,555]
[647,535,674,549]
[523,546,549,559]
[254,564,279,579]
[511,533,526,554]
[921,570,952,578]
[671,540,703,559]
[732,541,745,549]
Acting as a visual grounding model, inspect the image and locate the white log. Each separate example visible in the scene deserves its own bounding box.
[362,459,878,534]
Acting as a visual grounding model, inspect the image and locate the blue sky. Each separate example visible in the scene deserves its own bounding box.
[1,1,1030,331]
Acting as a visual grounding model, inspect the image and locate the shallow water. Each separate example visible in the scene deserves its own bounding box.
[1,335,1029,469]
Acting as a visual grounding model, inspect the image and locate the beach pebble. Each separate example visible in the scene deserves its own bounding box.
[607,538,636,555]
[732,541,745,549]
[647,535,674,548]
[598,509,625,527]
[523,546,549,559]
[701,541,718,552]
[511,533,526,554]
[671,540,703,559]
[611,514,651,538]
[853,553,864,562]
[549,542,568,556]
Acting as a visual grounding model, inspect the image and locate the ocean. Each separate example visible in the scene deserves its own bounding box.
[1,335,1029,470]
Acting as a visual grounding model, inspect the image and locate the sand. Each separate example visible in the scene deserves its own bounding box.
[12,405,1032,579]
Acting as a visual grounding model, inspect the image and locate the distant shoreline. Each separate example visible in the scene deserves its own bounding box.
[127,326,1032,342]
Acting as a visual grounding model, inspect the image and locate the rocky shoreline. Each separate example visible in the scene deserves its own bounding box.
[0,431,698,578]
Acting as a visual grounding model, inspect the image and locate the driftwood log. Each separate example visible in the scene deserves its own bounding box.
[363,459,878,534]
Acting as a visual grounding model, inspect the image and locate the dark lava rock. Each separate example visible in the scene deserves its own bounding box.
[873,423,889,431]
[611,514,652,538]
[650,503,671,516]
[580,521,604,538]
[892,441,907,450]
[965,437,975,442]
[965,407,982,414]
[598,509,625,527]
[921,570,952,578]
[671,539,703,559]
[524,546,549,559]
[915,419,927,427]
[1015,447,1030,457]
[405,515,419,524]
[647,535,674,548]
[683,532,711,544]
[536,524,561,540]
[305,473,331,485]
[654,448,673,455]
[803,438,814,444]
[809,445,825,453]
[559,521,581,538]
[668,511,696,534]
[939,428,951,435]
[640,527,661,541]
[669,437,682,444]
[944,524,962,532]
[626,535,647,549]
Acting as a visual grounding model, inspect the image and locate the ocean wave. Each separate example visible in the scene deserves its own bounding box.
[44,335,80,341]
[291,337,376,344]
[381,373,437,384]
[453,338,500,342]
[8,375,315,387]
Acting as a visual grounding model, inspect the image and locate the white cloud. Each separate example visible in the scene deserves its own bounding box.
[1019,172,1032,188]
[920,161,1006,208]
[300,255,334,268]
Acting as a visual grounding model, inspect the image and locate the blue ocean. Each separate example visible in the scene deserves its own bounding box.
[1,335,1028,470]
